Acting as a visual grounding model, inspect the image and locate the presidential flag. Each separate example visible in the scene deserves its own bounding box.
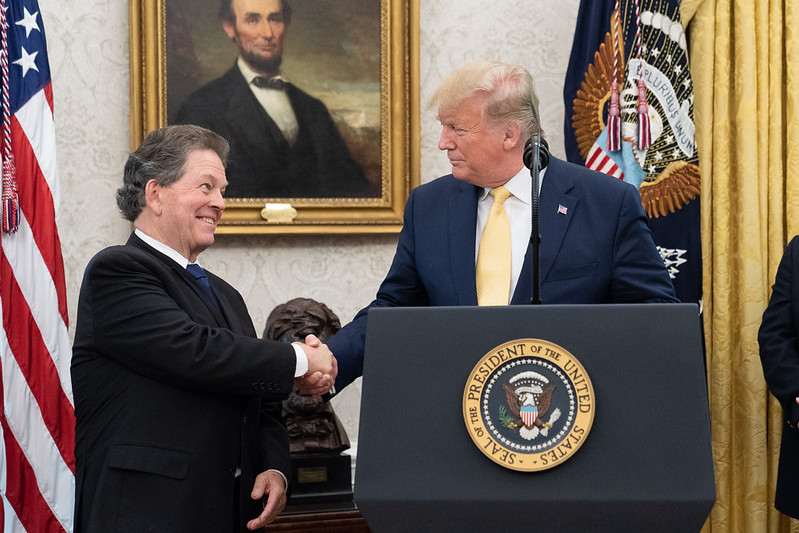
[0,1,75,532]
[563,0,702,304]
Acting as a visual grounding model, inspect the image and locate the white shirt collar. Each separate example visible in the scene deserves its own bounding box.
[134,228,198,269]
[478,165,547,204]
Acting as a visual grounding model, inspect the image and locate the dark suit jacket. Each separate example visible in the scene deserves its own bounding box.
[175,65,371,198]
[328,156,678,391]
[759,235,799,518]
[72,234,296,532]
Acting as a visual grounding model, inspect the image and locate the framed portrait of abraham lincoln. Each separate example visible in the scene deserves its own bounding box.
[129,0,420,234]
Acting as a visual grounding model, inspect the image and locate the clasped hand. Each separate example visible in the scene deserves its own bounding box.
[293,334,337,396]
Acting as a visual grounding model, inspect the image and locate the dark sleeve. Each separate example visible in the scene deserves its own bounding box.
[73,248,295,398]
[258,400,291,474]
[759,236,799,427]
[610,184,679,303]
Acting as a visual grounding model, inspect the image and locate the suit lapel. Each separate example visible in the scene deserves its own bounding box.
[204,274,238,330]
[449,180,480,305]
[127,234,231,327]
[538,157,577,284]
[175,264,231,327]
[511,158,577,304]
[222,68,288,162]
[512,248,533,305]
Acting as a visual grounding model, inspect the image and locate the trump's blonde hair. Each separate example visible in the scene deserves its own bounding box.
[430,61,543,138]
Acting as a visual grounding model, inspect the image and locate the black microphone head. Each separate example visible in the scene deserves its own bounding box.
[523,136,550,170]
[539,138,550,169]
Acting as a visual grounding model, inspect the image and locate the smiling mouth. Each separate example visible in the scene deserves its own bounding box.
[198,217,217,225]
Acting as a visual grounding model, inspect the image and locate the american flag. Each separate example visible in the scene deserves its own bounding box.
[0,1,75,532]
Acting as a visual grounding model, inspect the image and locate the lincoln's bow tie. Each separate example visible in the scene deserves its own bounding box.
[253,76,287,90]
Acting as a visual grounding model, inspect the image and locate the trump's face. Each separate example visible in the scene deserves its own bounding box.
[437,94,513,188]
[224,0,287,75]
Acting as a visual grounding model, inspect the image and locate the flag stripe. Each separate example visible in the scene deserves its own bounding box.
[16,86,59,211]
[0,413,67,533]
[1,247,75,470]
[11,96,67,323]
[3,210,72,401]
[0,416,26,533]
[1,323,73,531]
[586,145,622,178]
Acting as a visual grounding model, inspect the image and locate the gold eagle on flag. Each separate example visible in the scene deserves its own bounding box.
[571,3,701,218]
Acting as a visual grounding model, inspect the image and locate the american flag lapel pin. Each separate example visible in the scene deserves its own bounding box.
[557,204,568,215]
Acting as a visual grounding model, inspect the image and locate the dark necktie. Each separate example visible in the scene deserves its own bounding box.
[186,264,219,307]
[252,76,287,90]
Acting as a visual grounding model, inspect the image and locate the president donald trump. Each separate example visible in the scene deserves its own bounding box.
[327,61,678,392]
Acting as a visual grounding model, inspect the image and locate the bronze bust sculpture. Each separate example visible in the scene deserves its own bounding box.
[264,298,350,455]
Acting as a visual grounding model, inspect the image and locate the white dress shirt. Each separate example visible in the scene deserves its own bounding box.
[238,57,299,146]
[475,166,547,302]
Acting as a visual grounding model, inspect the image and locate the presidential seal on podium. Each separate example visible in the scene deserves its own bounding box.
[463,339,596,472]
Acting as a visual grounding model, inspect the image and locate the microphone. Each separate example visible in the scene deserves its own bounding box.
[523,136,550,170]
[523,134,548,305]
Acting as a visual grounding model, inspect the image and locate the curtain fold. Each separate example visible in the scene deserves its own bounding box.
[689,0,799,530]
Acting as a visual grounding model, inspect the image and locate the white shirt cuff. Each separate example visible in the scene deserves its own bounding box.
[291,343,308,377]
[267,468,289,489]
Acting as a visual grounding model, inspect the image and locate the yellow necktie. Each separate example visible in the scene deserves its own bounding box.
[476,186,512,306]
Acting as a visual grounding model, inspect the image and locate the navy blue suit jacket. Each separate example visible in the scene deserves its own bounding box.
[328,156,678,391]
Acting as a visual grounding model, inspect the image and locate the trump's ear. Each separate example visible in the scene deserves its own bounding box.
[503,122,523,152]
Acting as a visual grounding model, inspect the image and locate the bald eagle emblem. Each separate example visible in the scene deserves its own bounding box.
[502,372,562,440]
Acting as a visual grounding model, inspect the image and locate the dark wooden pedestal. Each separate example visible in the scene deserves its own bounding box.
[269,503,371,532]
[269,510,370,532]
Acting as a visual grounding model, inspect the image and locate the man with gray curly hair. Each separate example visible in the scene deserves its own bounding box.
[72,124,336,532]
[328,61,678,393]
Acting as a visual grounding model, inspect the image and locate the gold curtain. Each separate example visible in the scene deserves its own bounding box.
[682,0,799,530]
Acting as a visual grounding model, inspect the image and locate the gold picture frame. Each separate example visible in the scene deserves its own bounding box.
[129,0,419,234]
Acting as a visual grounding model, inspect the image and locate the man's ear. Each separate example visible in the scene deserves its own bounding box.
[503,122,523,151]
[144,179,163,216]
[222,20,236,40]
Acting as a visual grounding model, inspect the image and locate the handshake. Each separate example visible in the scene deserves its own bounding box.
[292,334,338,396]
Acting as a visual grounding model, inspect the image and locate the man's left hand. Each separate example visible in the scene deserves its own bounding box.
[247,470,287,530]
